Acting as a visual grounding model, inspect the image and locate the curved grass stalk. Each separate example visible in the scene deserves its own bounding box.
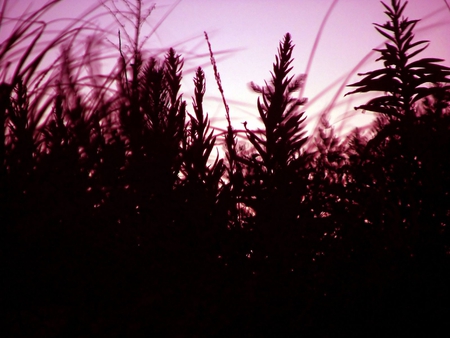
[299,0,339,100]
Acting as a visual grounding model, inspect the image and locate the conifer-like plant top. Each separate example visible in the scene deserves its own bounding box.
[346,0,450,123]
[244,33,308,175]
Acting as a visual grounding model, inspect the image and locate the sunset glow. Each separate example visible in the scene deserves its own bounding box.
[2,0,449,135]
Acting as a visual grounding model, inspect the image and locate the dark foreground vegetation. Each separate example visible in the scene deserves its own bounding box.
[2,0,450,336]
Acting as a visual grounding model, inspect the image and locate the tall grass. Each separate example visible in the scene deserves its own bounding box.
[2,0,450,336]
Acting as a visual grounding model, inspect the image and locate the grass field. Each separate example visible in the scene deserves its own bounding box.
[2,0,450,336]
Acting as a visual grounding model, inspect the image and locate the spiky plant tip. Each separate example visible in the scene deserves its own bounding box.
[346,0,450,122]
[244,33,308,175]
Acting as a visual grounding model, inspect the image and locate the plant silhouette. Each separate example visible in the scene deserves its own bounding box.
[2,0,450,336]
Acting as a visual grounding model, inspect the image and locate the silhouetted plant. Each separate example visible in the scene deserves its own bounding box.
[5,79,34,179]
[244,33,308,176]
[345,0,450,266]
[204,31,246,234]
[233,33,313,275]
[242,33,309,223]
[346,0,450,150]
[347,0,450,116]
[3,0,450,336]
[181,67,224,214]
[110,47,188,240]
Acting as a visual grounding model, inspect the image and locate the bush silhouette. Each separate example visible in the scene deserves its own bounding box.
[2,0,450,336]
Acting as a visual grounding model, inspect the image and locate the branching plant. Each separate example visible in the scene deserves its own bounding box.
[346,0,450,140]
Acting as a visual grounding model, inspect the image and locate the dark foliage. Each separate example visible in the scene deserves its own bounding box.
[2,0,450,336]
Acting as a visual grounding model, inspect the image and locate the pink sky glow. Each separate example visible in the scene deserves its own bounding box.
[2,0,450,136]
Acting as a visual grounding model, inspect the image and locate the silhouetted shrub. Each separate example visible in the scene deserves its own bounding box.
[2,0,450,336]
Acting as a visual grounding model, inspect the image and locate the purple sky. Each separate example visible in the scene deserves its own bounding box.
[3,0,450,134]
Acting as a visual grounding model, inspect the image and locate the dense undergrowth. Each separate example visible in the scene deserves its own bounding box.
[2,0,450,336]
